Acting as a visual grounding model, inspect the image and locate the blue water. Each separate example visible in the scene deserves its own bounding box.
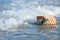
[0,17,60,40]
[0,0,60,40]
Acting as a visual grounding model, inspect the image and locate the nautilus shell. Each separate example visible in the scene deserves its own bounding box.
[37,15,57,26]
[44,15,57,26]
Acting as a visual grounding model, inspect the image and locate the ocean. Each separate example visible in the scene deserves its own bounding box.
[0,0,60,40]
[0,17,60,40]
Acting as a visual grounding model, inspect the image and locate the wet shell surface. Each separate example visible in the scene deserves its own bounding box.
[37,15,57,26]
[44,15,57,26]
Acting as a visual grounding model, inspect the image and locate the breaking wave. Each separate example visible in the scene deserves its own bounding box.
[0,0,60,30]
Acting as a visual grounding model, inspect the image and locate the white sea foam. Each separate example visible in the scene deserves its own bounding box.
[0,0,60,30]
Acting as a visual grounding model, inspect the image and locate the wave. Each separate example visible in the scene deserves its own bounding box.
[0,0,60,30]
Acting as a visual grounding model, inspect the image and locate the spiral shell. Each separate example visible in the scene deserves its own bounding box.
[44,15,57,26]
[37,15,57,26]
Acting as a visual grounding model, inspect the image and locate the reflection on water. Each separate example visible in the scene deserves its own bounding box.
[37,25,56,33]
[37,25,60,40]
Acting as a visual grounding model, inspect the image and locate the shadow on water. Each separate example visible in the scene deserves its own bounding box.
[37,25,60,40]
[37,25,57,33]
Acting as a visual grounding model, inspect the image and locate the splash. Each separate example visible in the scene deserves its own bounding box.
[0,0,60,30]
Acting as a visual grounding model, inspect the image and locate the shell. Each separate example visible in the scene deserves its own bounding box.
[37,15,57,26]
[44,15,57,26]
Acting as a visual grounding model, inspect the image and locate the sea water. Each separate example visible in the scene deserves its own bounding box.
[0,0,60,40]
[0,17,60,40]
